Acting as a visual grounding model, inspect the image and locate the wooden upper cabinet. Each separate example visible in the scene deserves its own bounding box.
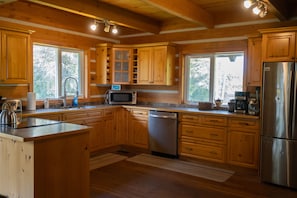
[112,48,132,84]
[262,32,296,62]
[95,44,112,84]
[247,37,262,86]
[137,45,175,85]
[0,29,31,84]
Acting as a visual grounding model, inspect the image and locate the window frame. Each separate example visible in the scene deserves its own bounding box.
[184,51,244,105]
[33,43,85,100]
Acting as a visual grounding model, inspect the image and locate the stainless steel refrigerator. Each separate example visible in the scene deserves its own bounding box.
[261,62,297,189]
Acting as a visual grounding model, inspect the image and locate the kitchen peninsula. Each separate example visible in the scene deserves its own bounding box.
[0,118,90,198]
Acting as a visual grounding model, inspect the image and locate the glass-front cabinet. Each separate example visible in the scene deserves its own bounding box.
[112,48,132,84]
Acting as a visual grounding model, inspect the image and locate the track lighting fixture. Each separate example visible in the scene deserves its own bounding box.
[90,19,119,34]
[243,0,268,18]
[90,20,98,31]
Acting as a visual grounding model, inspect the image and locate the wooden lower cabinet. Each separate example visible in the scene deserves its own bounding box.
[179,113,260,168]
[179,113,227,163]
[61,108,117,152]
[180,140,226,162]
[127,108,149,149]
[0,131,89,198]
[227,118,260,168]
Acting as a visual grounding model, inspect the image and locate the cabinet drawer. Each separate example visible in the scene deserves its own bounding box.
[201,115,227,126]
[131,109,148,117]
[104,109,114,116]
[180,142,225,162]
[181,124,226,144]
[228,118,259,130]
[63,112,87,121]
[87,110,104,117]
[180,113,201,122]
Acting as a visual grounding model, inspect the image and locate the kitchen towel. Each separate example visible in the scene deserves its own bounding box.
[27,92,36,111]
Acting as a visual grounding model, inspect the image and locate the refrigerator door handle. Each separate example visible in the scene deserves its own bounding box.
[293,64,297,140]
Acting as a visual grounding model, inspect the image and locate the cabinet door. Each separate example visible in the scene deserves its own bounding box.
[151,46,167,85]
[137,47,152,84]
[88,119,105,151]
[128,117,148,149]
[112,48,132,84]
[247,37,262,86]
[262,32,296,62]
[1,30,31,83]
[128,109,149,149]
[227,130,259,168]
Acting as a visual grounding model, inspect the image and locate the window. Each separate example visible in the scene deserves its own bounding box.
[184,52,244,105]
[33,44,84,99]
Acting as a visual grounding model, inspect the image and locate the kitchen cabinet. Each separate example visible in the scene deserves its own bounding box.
[25,113,62,121]
[227,118,260,168]
[63,109,116,152]
[0,28,32,84]
[261,31,296,62]
[94,43,112,84]
[127,108,149,149]
[137,45,175,85]
[0,125,89,198]
[179,113,227,163]
[247,37,262,86]
[112,48,132,84]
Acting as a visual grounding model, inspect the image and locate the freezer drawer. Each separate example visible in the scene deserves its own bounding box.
[260,137,297,189]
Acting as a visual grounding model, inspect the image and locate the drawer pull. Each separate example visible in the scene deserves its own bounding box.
[209,151,218,155]
[185,130,194,134]
[210,133,218,137]
[239,122,250,126]
[185,147,193,151]
[209,119,219,122]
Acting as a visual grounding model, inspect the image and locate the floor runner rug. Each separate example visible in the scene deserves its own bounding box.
[90,153,128,171]
[126,154,234,182]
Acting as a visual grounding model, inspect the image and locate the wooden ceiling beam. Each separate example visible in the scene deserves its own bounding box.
[266,0,289,21]
[26,0,161,34]
[141,0,214,28]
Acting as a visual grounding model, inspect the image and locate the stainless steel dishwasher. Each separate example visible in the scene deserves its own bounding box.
[148,110,178,158]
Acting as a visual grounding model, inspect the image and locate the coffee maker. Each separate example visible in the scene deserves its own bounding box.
[234,91,249,114]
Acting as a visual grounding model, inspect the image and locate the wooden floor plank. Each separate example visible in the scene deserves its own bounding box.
[90,156,297,198]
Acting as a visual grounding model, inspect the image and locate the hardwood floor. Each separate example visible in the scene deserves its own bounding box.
[90,153,297,198]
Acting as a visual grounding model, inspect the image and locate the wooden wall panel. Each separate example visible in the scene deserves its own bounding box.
[178,40,247,54]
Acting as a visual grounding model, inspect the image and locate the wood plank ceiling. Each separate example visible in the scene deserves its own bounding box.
[0,0,296,43]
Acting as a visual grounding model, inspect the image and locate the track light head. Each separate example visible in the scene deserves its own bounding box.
[111,26,118,34]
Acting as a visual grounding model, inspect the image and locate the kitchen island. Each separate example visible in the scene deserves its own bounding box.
[0,118,90,198]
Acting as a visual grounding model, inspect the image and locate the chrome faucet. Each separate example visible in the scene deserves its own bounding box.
[62,77,79,107]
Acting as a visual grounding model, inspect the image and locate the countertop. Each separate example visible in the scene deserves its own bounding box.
[21,104,260,119]
[0,118,90,142]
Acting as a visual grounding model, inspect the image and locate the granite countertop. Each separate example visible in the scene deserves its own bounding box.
[0,118,90,142]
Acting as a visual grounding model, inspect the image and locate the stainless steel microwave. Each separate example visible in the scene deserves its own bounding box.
[107,90,137,105]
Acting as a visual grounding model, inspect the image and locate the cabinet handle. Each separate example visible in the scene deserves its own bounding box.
[185,130,194,134]
[209,151,218,155]
[239,122,250,126]
[185,147,193,151]
[209,119,219,123]
[210,133,218,137]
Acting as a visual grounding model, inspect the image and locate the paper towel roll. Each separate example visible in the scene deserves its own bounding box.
[27,92,36,110]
